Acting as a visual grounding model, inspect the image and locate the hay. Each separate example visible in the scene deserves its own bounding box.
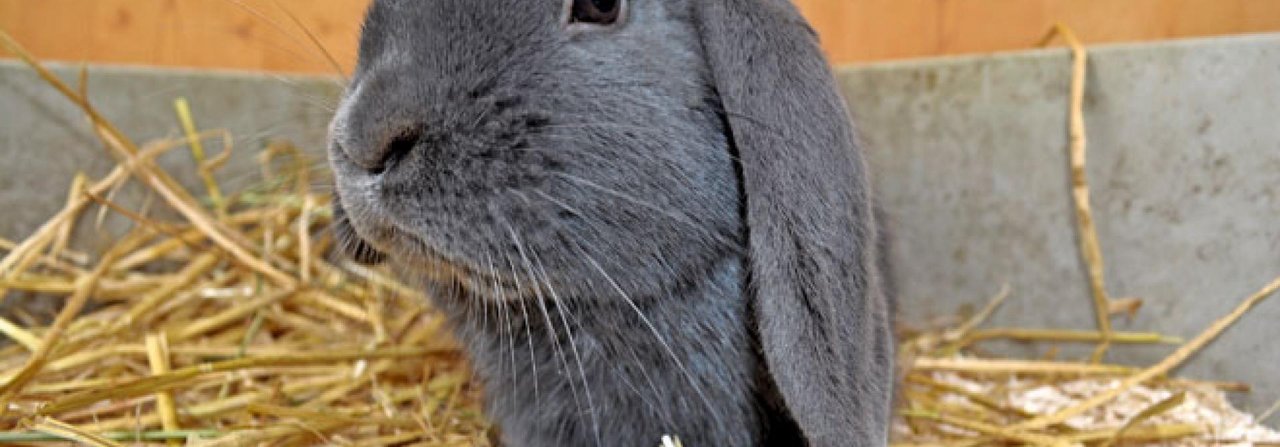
[0,30,487,446]
[891,25,1280,446]
[1,23,1279,446]
[895,293,1280,446]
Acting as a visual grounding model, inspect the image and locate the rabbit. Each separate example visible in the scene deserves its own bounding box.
[327,0,895,445]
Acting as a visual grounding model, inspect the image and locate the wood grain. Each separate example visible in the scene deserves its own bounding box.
[0,0,363,75]
[2,0,1279,73]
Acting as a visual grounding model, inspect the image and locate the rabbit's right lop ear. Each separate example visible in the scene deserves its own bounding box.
[691,0,895,445]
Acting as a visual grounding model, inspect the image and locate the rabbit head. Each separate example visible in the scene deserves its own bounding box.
[329,0,741,302]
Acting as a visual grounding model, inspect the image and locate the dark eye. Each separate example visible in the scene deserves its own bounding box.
[569,0,624,26]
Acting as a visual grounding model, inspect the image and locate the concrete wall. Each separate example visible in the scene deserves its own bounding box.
[0,62,340,250]
[2,33,1278,415]
[842,33,1280,414]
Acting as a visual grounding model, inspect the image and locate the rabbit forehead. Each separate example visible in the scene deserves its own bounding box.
[355,0,696,71]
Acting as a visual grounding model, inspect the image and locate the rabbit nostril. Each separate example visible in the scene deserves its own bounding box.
[371,130,421,175]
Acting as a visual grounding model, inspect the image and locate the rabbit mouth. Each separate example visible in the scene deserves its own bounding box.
[330,170,542,302]
[377,225,541,301]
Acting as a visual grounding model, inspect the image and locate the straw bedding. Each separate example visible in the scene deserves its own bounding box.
[1,27,1279,446]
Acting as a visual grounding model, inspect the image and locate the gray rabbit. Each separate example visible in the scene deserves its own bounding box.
[327,0,895,445]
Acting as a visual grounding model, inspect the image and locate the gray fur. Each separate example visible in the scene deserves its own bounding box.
[693,1,894,444]
[328,0,893,445]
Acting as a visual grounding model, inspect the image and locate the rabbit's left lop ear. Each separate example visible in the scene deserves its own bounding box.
[690,0,894,445]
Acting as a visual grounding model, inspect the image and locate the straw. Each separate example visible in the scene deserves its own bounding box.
[173,98,226,213]
[1039,23,1122,363]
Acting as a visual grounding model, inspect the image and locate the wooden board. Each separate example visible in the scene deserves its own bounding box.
[0,0,365,75]
[3,0,1280,73]
[795,0,1280,62]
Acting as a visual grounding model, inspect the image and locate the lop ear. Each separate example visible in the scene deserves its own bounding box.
[690,1,893,444]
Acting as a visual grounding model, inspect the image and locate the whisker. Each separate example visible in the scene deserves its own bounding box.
[549,173,736,249]
[529,189,677,426]
[539,122,668,134]
[617,338,677,428]
[268,0,351,82]
[504,221,588,433]
[570,239,723,428]
[528,246,601,446]
[219,0,352,83]
[485,251,521,420]
[503,252,541,403]
[556,91,787,141]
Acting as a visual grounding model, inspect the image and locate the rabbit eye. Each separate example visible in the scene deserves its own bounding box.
[568,0,624,26]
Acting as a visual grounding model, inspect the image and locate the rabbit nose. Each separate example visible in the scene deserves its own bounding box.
[342,125,424,175]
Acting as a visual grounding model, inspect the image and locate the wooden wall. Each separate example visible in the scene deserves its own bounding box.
[794,0,1280,63]
[0,0,366,74]
[2,0,1280,74]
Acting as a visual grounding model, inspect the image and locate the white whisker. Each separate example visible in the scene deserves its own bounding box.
[528,248,601,446]
[551,172,735,248]
[503,252,541,403]
[486,252,521,419]
[505,223,589,437]
[572,239,722,427]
